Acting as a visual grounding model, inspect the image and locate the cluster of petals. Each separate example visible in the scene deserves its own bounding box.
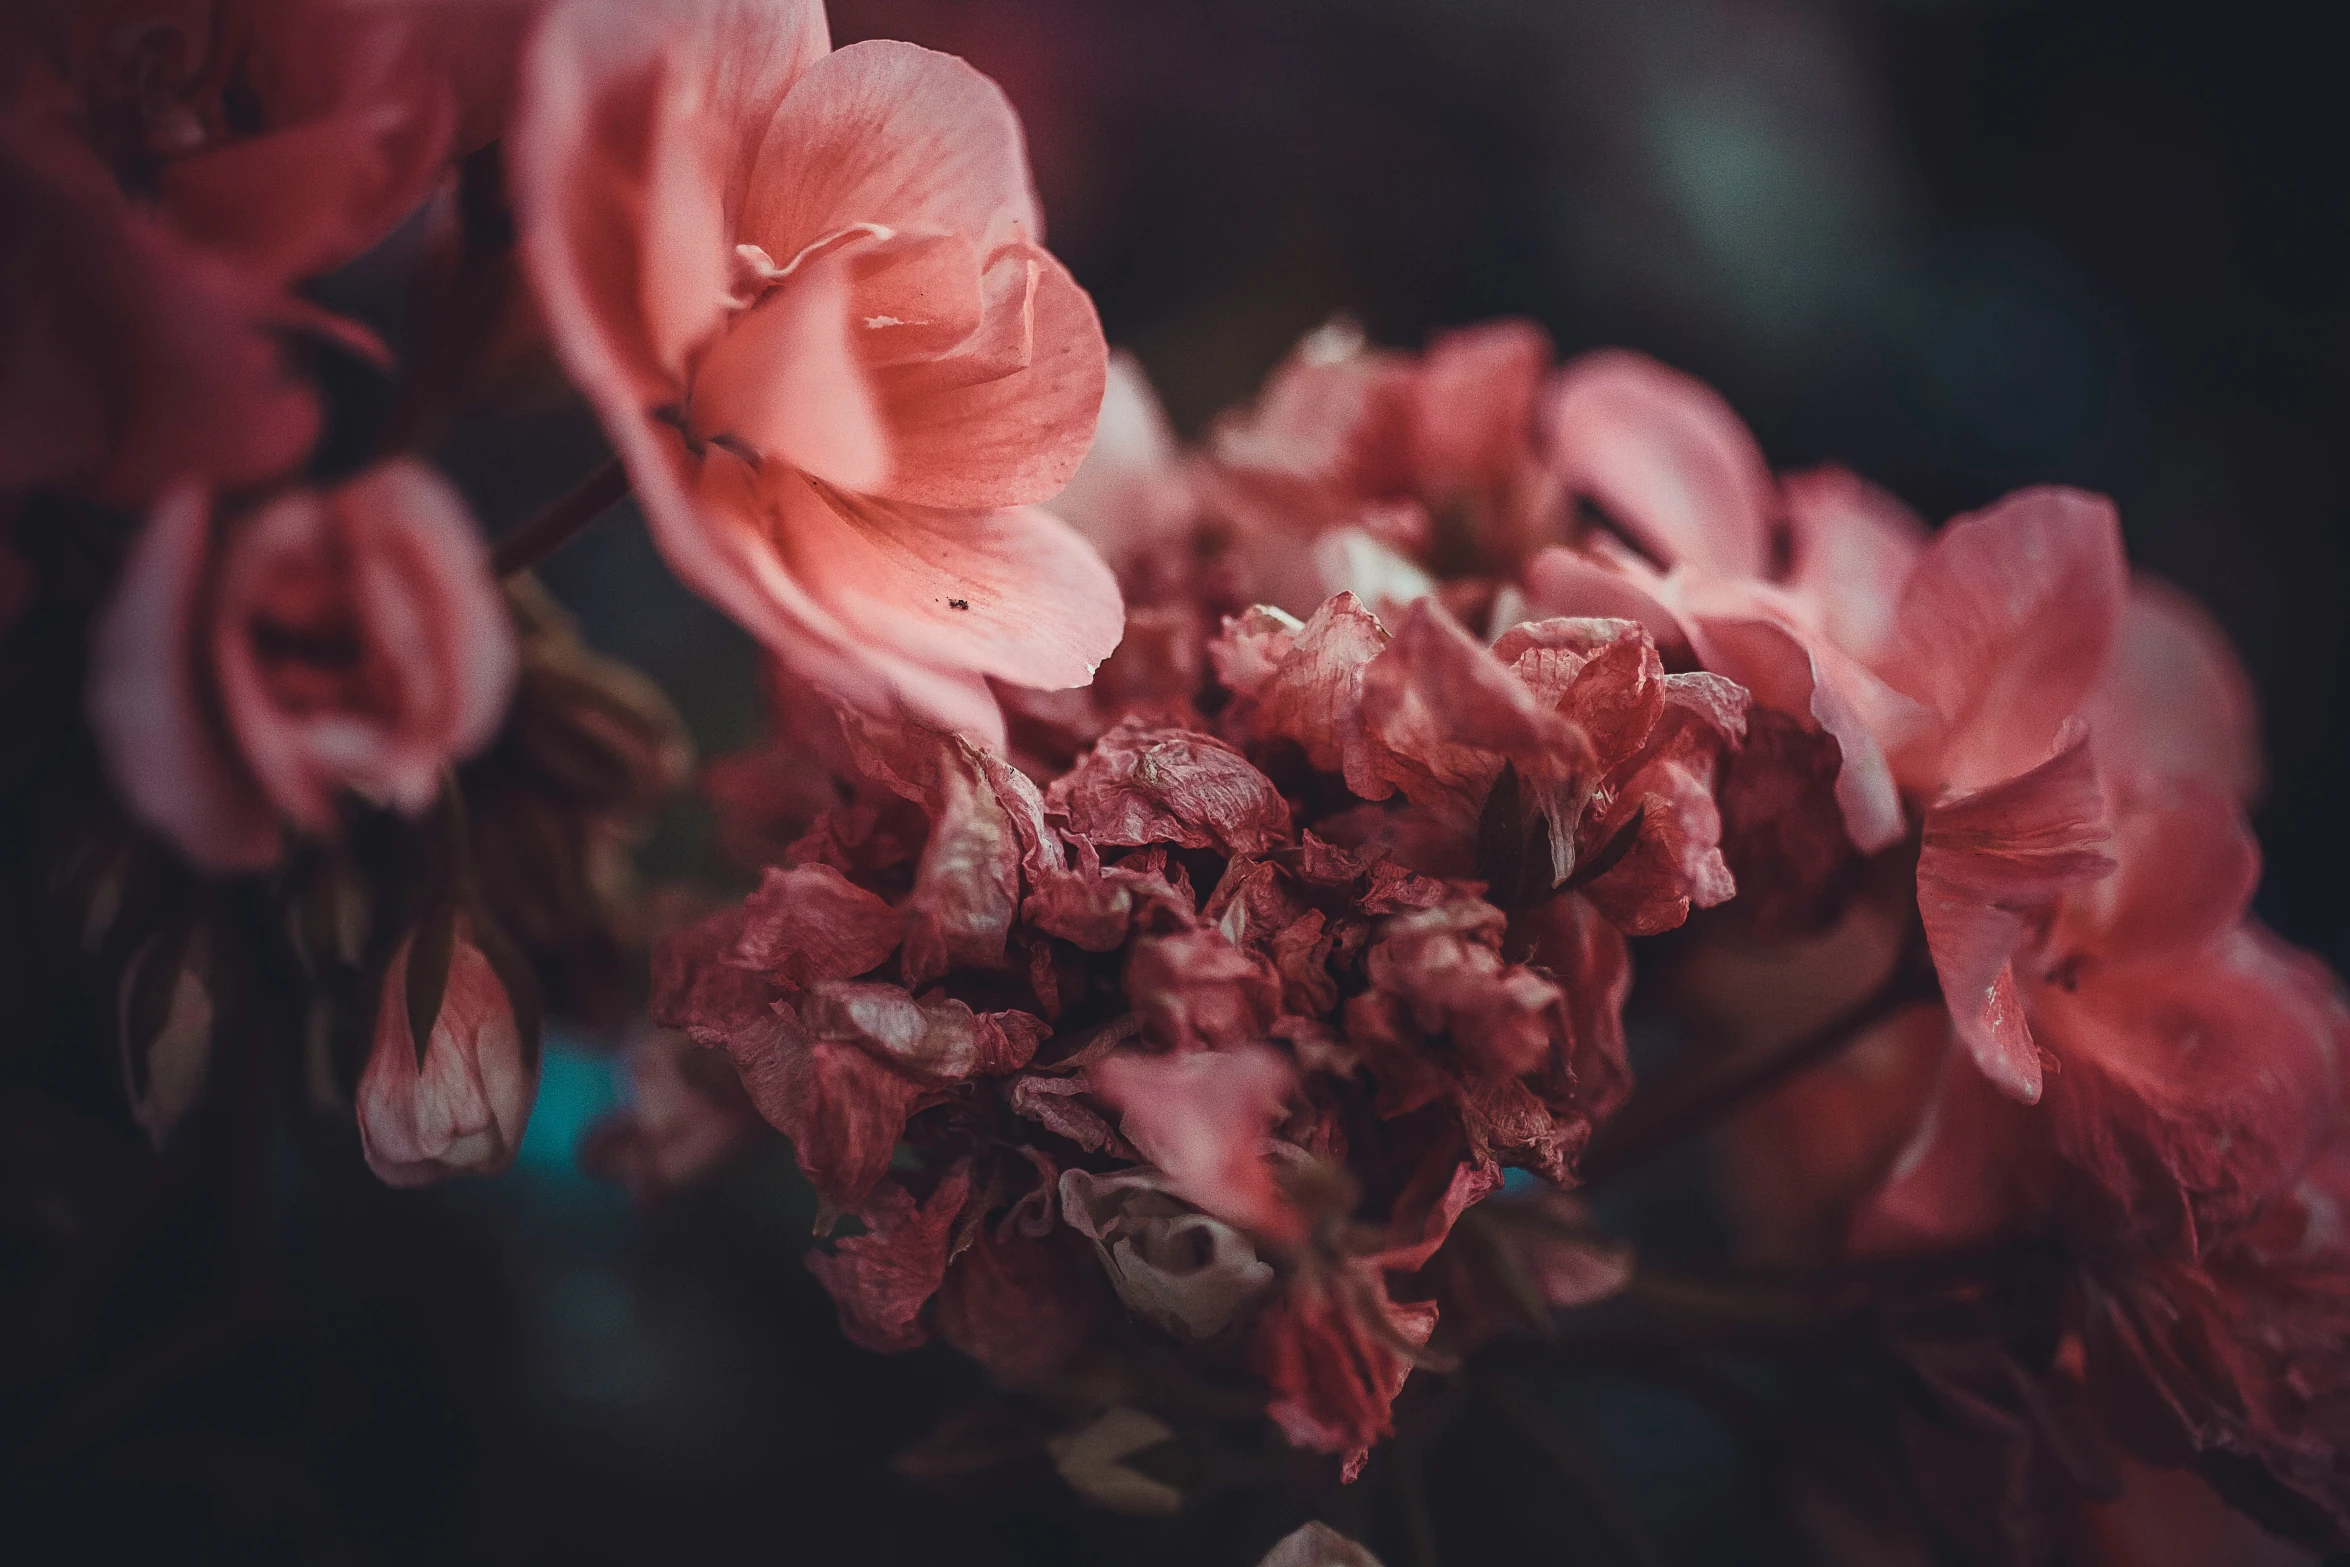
[1051,323,2350,1548]
[509,0,1120,744]
[654,578,1732,1471]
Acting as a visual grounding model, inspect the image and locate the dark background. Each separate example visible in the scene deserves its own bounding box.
[11,0,2347,1561]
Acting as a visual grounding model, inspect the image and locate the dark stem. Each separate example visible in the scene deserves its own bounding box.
[1579,930,1938,1186]
[492,458,630,578]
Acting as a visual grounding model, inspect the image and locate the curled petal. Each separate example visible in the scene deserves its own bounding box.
[88,485,282,870]
[1918,726,2115,1101]
[1545,348,1773,578]
[733,863,903,986]
[1094,1046,1303,1244]
[1882,485,2127,796]
[806,1165,975,1352]
[1048,721,1292,855]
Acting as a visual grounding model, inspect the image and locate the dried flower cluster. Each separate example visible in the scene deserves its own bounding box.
[4,1,2344,1563]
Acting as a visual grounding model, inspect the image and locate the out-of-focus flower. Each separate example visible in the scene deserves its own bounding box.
[510,0,1118,742]
[0,87,317,504]
[357,909,539,1185]
[19,0,475,286]
[579,1026,763,1203]
[88,459,517,870]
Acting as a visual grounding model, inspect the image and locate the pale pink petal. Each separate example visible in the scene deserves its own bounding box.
[865,237,1107,509]
[1686,613,1909,854]
[1916,726,2116,1101]
[688,252,888,492]
[1778,463,1928,664]
[87,485,280,870]
[844,229,987,368]
[642,443,1014,742]
[2085,578,2264,805]
[740,40,1042,259]
[770,472,1124,696]
[1881,485,2127,796]
[1048,348,1194,563]
[513,0,832,411]
[636,63,734,384]
[1545,348,1773,578]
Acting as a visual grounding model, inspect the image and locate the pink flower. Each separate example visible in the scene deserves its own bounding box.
[30,0,477,286]
[358,911,539,1186]
[1,87,316,503]
[1529,351,1930,860]
[88,460,518,870]
[1874,486,2129,1101]
[510,0,1120,742]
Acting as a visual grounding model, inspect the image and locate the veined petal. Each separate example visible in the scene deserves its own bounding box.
[1883,485,2127,796]
[772,474,1124,696]
[866,237,1107,509]
[741,40,1041,259]
[1918,726,2116,1101]
[688,252,888,492]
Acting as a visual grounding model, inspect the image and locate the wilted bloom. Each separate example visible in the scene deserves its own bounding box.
[89,459,517,869]
[652,583,1714,1481]
[358,910,539,1185]
[511,0,1119,740]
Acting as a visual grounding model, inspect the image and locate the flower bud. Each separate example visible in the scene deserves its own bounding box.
[357,911,538,1186]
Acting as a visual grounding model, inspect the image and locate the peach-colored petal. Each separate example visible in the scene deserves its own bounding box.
[688,252,887,491]
[636,61,733,384]
[1545,348,1774,578]
[866,235,1107,509]
[1881,485,2127,797]
[770,473,1124,696]
[87,484,282,871]
[513,0,831,410]
[739,40,1041,260]
[845,229,987,368]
